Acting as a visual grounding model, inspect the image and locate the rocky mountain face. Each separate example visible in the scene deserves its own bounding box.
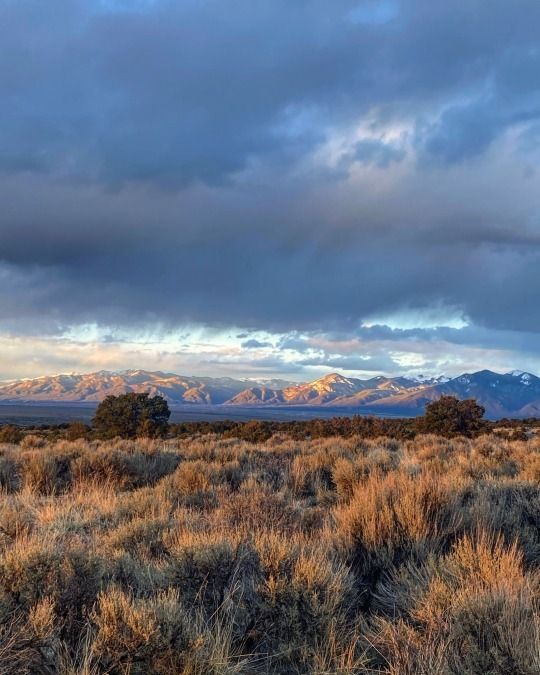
[1,369,540,418]
[0,370,253,405]
[367,370,540,418]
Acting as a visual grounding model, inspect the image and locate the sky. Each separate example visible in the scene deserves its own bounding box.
[2,0,540,382]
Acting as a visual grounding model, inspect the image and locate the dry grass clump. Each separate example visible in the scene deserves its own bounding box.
[71,441,180,490]
[0,432,538,673]
[19,434,46,450]
[21,450,74,495]
[0,452,21,493]
[92,587,193,673]
[369,532,540,674]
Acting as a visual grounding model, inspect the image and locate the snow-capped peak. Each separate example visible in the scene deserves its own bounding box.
[412,374,450,385]
[508,370,533,385]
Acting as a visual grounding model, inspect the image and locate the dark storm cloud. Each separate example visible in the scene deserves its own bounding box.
[298,354,401,372]
[1,0,540,355]
[0,0,366,186]
[355,324,540,356]
[4,0,540,187]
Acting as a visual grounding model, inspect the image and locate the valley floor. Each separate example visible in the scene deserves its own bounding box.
[0,403,408,427]
[0,432,538,673]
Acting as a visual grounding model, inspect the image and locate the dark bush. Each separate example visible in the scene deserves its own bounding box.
[0,425,23,444]
[417,396,487,437]
[92,393,170,439]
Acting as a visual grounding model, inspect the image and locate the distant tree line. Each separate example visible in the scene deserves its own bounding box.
[1,392,534,443]
[170,397,491,441]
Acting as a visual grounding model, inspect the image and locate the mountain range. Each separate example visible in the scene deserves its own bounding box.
[1,369,540,418]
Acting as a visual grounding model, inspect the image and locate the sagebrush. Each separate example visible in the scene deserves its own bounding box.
[0,432,538,673]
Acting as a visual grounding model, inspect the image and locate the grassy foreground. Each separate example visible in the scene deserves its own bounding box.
[0,432,538,673]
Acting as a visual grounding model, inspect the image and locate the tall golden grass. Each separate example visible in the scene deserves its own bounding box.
[0,432,538,673]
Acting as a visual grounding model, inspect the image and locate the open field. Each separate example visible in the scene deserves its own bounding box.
[0,432,538,673]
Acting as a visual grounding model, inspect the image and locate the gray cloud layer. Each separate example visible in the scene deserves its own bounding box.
[1,0,540,371]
